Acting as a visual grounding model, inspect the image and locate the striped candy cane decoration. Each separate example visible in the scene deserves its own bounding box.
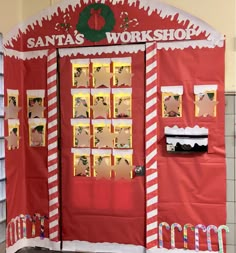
[145,42,158,250]
[171,223,182,249]
[195,224,206,251]
[184,223,195,249]
[159,222,170,248]
[218,225,229,253]
[206,225,218,251]
[47,49,59,241]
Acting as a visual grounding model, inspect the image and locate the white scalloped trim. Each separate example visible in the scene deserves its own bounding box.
[157,39,224,50]
[91,88,111,95]
[70,59,90,64]
[92,119,111,125]
[111,57,132,63]
[28,118,46,125]
[112,119,132,125]
[71,88,90,95]
[3,0,224,48]
[161,86,183,95]
[70,118,90,125]
[71,148,90,155]
[8,119,20,125]
[194,84,218,94]
[91,149,112,155]
[91,58,111,64]
[7,89,19,95]
[112,149,133,155]
[166,136,208,147]
[4,48,48,60]
[112,88,132,94]
[59,44,145,57]
[26,89,45,97]
[62,240,218,253]
[164,125,208,135]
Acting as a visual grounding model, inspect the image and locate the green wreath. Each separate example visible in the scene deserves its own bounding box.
[76,3,115,42]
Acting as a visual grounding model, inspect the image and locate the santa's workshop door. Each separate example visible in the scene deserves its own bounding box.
[58,44,147,246]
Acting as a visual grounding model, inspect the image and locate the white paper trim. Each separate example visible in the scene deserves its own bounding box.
[92,149,112,155]
[4,0,224,48]
[71,88,90,95]
[7,89,19,96]
[112,88,132,94]
[92,119,111,125]
[26,90,45,97]
[70,59,90,65]
[113,149,133,156]
[161,86,183,95]
[28,118,46,125]
[91,88,111,95]
[166,136,208,147]
[4,48,48,60]
[70,118,90,125]
[71,148,90,155]
[8,119,20,125]
[62,240,217,253]
[112,119,133,126]
[164,125,208,135]
[59,44,145,57]
[194,84,218,94]
[91,58,111,64]
[6,238,60,253]
[111,57,132,63]
[157,39,224,50]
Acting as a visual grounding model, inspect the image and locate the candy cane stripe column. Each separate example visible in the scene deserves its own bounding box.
[47,49,59,241]
[145,42,158,250]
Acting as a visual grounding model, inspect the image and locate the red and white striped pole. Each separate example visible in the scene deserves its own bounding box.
[47,49,59,242]
[145,42,158,250]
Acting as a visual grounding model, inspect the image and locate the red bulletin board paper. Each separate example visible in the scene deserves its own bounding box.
[157,45,226,250]
[4,55,50,241]
[59,48,146,246]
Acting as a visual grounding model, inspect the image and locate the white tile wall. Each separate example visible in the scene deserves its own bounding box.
[226,158,235,180]
[227,179,235,202]
[0,222,5,245]
[225,94,236,252]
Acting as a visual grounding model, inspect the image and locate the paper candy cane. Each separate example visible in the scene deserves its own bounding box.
[195,224,206,251]
[39,215,47,239]
[13,218,18,243]
[218,225,229,253]
[171,223,182,249]
[6,219,15,247]
[206,225,218,251]
[120,11,139,31]
[183,223,195,249]
[159,222,170,248]
[16,216,22,240]
[19,214,27,238]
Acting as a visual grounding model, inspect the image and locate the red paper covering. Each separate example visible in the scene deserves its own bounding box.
[157,45,226,250]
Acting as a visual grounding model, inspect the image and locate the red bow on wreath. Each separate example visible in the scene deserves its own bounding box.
[88,8,105,30]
